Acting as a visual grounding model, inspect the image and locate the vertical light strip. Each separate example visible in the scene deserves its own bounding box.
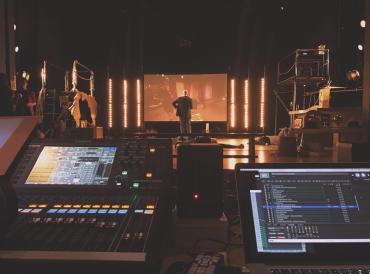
[136,79,141,127]
[230,79,236,128]
[244,79,249,129]
[260,77,265,129]
[123,80,128,128]
[108,78,113,128]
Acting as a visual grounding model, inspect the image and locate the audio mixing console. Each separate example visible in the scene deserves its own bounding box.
[0,138,173,273]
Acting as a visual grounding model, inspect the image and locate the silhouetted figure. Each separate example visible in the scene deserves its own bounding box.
[172,90,193,134]
[0,73,14,116]
[15,71,36,116]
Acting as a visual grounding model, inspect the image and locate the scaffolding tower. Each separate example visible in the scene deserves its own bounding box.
[274,48,330,131]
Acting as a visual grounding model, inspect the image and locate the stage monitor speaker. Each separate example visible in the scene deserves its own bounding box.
[177,143,223,218]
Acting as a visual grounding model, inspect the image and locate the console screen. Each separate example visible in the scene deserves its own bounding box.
[25,146,117,185]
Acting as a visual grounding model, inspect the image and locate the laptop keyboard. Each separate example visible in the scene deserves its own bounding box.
[271,269,370,274]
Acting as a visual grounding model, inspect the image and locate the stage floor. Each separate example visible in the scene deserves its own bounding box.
[172,138,336,170]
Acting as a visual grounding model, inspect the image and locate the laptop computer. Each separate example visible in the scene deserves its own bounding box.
[235,163,370,274]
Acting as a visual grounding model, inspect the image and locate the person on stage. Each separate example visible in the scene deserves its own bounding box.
[172,90,193,134]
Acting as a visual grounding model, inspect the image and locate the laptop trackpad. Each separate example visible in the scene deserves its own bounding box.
[247,263,271,274]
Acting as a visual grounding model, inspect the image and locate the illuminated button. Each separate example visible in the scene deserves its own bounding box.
[18,208,23,212]
[149,148,156,153]
[87,209,98,214]
[83,204,91,208]
[54,204,62,208]
[31,209,43,213]
[108,209,118,214]
[146,205,155,209]
[193,193,200,200]
[47,209,58,214]
[145,172,153,178]
[22,209,32,213]
[92,205,101,209]
[144,209,154,215]
[102,205,110,209]
[77,209,88,214]
[38,204,47,208]
[121,170,128,176]
[63,205,72,208]
[117,209,128,214]
[28,204,37,208]
[112,205,120,209]
[73,205,81,208]
[57,209,68,214]
[132,182,140,189]
[98,209,108,214]
[67,209,78,214]
[134,209,144,213]
[122,205,130,209]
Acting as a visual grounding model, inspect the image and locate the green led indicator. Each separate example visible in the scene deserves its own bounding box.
[132,182,140,188]
[122,170,128,176]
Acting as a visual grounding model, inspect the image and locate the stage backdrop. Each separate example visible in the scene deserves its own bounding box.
[144,74,227,121]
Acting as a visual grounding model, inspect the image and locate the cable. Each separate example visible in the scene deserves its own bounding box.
[76,73,92,81]
[279,63,296,75]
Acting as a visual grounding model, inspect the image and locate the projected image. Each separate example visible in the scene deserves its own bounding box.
[26,146,116,185]
[144,74,227,121]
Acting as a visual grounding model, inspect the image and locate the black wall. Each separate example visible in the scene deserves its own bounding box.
[14,0,365,133]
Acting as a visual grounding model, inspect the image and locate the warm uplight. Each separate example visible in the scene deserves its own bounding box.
[260,78,265,129]
[230,79,236,128]
[244,79,249,129]
[136,79,142,127]
[108,78,113,128]
[123,80,128,128]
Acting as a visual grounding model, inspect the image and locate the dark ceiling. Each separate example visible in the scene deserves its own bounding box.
[15,0,365,89]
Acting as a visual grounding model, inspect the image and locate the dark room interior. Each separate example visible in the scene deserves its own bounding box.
[0,0,370,273]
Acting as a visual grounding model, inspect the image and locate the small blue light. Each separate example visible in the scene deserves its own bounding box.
[117,209,128,214]
[87,209,98,214]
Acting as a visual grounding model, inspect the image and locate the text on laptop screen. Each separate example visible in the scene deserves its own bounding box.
[241,168,370,253]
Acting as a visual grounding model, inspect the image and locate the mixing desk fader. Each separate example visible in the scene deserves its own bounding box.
[0,138,173,273]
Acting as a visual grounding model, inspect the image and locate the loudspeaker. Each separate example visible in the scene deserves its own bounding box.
[337,142,370,162]
[177,143,223,218]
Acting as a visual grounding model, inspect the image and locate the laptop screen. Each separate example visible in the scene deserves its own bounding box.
[236,163,370,264]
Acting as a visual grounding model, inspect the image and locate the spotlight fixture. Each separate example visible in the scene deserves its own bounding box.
[346,70,360,82]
